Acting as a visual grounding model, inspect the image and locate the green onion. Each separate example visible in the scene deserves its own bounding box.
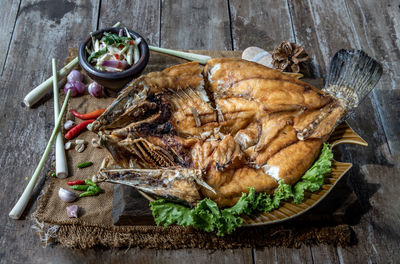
[77,161,93,168]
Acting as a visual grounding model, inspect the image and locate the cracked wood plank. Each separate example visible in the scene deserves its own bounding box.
[98,0,161,47]
[229,0,294,50]
[160,0,232,49]
[0,0,21,77]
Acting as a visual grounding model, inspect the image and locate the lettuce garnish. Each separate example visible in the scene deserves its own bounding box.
[150,143,333,236]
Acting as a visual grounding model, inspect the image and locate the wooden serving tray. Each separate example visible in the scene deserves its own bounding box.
[112,50,365,226]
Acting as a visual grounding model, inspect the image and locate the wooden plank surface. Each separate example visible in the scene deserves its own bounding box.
[160,0,232,49]
[287,0,400,263]
[98,0,160,47]
[0,0,20,76]
[0,0,100,263]
[0,0,399,263]
[229,0,294,50]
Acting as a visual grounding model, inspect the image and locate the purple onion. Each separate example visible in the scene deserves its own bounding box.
[66,205,79,218]
[101,60,129,70]
[64,81,85,96]
[67,70,83,82]
[118,29,123,37]
[88,82,103,97]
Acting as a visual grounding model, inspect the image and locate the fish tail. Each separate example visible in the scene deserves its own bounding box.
[323,49,382,112]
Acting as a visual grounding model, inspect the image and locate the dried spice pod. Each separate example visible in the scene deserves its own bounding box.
[272,41,309,74]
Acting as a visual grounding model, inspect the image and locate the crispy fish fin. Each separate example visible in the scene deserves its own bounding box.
[323,49,382,112]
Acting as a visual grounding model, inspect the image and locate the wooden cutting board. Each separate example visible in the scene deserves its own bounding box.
[112,50,359,226]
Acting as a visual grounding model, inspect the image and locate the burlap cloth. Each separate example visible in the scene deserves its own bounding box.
[32,48,353,249]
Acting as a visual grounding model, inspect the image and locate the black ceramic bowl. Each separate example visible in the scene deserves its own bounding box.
[78,27,149,91]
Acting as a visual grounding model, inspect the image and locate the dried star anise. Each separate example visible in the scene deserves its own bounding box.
[272,41,309,73]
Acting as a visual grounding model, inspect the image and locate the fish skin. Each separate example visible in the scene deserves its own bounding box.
[94,55,380,207]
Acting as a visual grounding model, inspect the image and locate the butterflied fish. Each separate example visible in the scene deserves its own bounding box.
[91,50,382,207]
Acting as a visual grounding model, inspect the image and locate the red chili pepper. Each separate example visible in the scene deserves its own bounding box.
[67,180,85,186]
[114,54,120,60]
[130,40,135,45]
[71,108,106,120]
[64,119,95,140]
[118,44,124,49]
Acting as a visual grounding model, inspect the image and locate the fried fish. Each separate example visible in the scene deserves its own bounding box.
[91,49,382,207]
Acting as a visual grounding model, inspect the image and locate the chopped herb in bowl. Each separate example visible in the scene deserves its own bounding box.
[86,28,142,72]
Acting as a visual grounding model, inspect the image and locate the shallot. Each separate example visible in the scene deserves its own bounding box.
[64,81,85,97]
[67,70,83,82]
[66,205,79,218]
[101,60,129,70]
[88,82,103,97]
[58,188,78,202]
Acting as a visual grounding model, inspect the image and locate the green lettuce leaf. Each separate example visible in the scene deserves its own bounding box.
[149,143,333,236]
[293,143,333,203]
[149,199,193,227]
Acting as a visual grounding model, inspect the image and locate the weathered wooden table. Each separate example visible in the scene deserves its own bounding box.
[1,0,399,263]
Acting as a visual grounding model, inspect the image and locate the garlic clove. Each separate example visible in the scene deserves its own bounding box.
[91,138,101,148]
[58,188,78,202]
[66,205,79,218]
[75,143,86,153]
[75,139,88,145]
[64,141,73,150]
[64,120,75,131]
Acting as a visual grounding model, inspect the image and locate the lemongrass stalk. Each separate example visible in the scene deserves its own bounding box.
[52,59,68,179]
[23,22,121,108]
[9,90,71,220]
[149,46,211,64]
[24,57,78,107]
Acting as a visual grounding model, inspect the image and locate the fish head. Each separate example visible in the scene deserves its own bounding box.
[95,167,215,206]
[89,75,172,133]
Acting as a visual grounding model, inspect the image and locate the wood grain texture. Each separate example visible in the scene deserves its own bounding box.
[98,0,160,46]
[253,247,313,264]
[160,0,232,49]
[288,0,400,263]
[229,0,294,50]
[0,0,399,263]
[0,0,100,263]
[0,0,21,76]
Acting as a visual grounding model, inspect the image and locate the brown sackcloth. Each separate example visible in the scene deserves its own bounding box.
[32,48,353,249]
